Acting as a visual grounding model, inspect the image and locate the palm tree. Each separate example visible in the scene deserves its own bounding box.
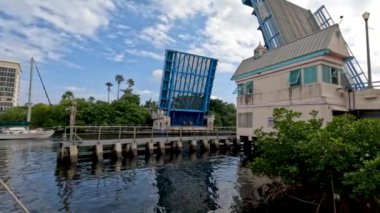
[61,91,74,100]
[105,82,113,103]
[127,78,135,89]
[115,74,124,100]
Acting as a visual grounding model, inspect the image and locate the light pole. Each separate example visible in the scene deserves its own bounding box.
[363,12,372,89]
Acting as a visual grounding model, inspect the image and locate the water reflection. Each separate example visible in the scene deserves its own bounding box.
[1,140,247,212]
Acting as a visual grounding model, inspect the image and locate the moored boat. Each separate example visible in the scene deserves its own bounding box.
[0,127,54,140]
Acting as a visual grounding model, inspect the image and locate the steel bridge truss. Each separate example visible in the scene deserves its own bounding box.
[159,50,218,126]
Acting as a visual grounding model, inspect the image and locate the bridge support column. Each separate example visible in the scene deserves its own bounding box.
[69,145,78,163]
[190,140,197,152]
[146,142,154,155]
[94,144,103,162]
[173,141,182,153]
[201,139,210,151]
[211,139,219,150]
[112,143,122,159]
[158,141,165,155]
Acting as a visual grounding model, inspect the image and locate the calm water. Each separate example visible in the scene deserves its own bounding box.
[0,139,256,213]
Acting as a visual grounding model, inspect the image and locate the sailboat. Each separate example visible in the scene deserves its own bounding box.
[0,58,55,140]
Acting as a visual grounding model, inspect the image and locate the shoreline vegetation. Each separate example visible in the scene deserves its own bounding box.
[249,108,380,212]
[0,76,236,129]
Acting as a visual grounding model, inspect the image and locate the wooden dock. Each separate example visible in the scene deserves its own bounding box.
[57,126,237,164]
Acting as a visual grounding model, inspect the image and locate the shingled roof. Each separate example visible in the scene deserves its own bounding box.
[232,24,350,80]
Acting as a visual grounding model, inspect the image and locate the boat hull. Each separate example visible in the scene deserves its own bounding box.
[0,130,55,140]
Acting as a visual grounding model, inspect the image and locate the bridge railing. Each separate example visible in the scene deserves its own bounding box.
[63,126,236,142]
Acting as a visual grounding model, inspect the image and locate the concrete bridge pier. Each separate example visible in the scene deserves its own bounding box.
[201,139,210,152]
[94,144,104,162]
[158,141,166,155]
[112,143,122,159]
[146,142,154,155]
[190,140,197,152]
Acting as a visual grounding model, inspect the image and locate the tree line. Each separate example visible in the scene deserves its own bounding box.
[0,74,236,128]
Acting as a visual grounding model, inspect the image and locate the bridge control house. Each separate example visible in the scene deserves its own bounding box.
[233,0,380,142]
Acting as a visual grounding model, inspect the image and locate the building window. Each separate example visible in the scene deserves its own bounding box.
[237,83,245,96]
[289,69,301,86]
[303,66,317,84]
[323,65,340,85]
[245,81,253,95]
[238,112,253,128]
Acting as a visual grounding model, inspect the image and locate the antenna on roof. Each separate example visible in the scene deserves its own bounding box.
[339,16,344,24]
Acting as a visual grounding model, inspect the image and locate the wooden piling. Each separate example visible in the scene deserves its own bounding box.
[158,141,166,154]
[201,139,210,151]
[211,139,219,150]
[112,143,122,159]
[130,143,138,156]
[69,145,78,163]
[146,142,154,155]
[94,144,103,162]
[190,140,197,152]
[224,139,231,149]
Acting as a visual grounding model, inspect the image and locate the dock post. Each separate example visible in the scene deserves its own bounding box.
[130,143,138,157]
[158,141,165,155]
[173,141,182,153]
[69,145,78,163]
[211,139,219,150]
[146,142,154,155]
[225,139,231,149]
[190,140,197,152]
[112,143,122,159]
[57,145,69,163]
[201,139,210,151]
[95,144,103,162]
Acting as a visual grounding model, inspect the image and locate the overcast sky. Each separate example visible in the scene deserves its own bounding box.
[0,0,379,105]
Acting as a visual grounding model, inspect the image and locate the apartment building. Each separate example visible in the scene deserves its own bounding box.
[0,60,21,111]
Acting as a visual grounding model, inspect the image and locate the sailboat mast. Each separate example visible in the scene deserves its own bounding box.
[26,57,34,129]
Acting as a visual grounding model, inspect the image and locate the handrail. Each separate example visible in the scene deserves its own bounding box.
[63,125,236,142]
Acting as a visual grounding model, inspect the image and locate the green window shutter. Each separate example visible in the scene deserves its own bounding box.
[245,81,253,95]
[303,66,317,84]
[322,65,331,83]
[237,83,244,96]
[289,69,301,86]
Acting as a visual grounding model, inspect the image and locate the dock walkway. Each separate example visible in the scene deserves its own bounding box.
[58,126,237,164]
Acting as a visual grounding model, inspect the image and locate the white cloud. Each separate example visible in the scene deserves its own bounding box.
[0,0,116,64]
[110,52,125,62]
[152,69,163,81]
[125,49,163,61]
[210,95,221,100]
[62,86,87,92]
[139,24,175,48]
[137,89,154,95]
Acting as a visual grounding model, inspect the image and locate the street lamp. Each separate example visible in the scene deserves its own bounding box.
[363,12,372,89]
